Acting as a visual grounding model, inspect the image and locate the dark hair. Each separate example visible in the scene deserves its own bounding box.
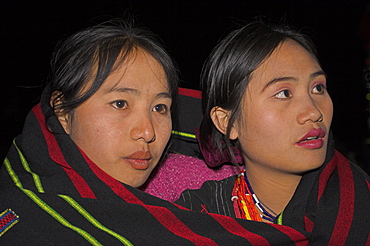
[50,19,178,119]
[200,21,318,163]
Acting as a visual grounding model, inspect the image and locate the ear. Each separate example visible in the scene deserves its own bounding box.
[50,91,71,134]
[210,106,239,140]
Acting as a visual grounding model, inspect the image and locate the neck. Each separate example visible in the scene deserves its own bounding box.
[244,164,302,215]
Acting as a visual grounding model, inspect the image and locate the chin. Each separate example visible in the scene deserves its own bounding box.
[130,178,148,188]
[301,157,326,173]
[288,154,326,175]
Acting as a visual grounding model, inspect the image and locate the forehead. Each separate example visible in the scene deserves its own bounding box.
[102,48,169,93]
[249,39,322,87]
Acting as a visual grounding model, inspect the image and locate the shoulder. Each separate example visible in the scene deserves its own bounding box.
[332,150,369,182]
[181,175,236,194]
[349,161,370,182]
[175,175,237,217]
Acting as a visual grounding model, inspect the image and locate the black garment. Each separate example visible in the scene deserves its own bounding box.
[177,175,237,218]
[0,85,319,245]
[176,150,370,245]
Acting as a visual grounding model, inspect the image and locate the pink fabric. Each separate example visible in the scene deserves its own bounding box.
[195,127,243,167]
[141,153,240,202]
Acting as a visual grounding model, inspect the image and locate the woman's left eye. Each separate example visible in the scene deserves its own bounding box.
[312,84,326,94]
[153,104,168,114]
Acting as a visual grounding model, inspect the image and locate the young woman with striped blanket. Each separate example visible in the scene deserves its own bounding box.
[176,21,370,245]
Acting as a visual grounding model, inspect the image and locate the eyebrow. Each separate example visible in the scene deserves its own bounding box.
[261,70,327,93]
[105,86,172,99]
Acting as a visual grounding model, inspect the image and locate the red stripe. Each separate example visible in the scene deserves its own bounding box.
[270,224,309,246]
[83,152,144,204]
[32,104,96,199]
[178,87,202,99]
[303,215,314,233]
[211,213,271,245]
[327,152,355,245]
[84,153,217,245]
[146,205,218,246]
[173,203,191,210]
[317,153,337,202]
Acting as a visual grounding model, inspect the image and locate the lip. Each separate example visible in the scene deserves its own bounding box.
[124,151,152,170]
[296,128,326,149]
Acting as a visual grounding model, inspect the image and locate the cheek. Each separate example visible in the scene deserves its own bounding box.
[259,111,279,126]
[69,110,116,142]
[238,110,290,152]
[316,96,333,130]
[247,108,283,137]
[155,117,172,145]
[324,99,334,124]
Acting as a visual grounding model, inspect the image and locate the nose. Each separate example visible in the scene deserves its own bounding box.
[297,96,323,125]
[130,113,156,143]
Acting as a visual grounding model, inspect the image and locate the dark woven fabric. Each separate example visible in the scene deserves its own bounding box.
[170,88,203,158]
[176,148,370,245]
[0,85,367,245]
[174,87,370,245]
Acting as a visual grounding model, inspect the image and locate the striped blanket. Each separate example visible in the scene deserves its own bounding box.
[0,86,368,245]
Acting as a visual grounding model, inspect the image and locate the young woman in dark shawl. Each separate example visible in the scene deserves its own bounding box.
[0,19,320,245]
[176,21,370,245]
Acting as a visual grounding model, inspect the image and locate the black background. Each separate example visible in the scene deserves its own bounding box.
[1,0,369,170]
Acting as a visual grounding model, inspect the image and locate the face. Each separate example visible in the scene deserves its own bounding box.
[57,49,172,187]
[230,39,333,175]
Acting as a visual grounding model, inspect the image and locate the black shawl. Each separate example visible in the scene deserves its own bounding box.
[176,150,370,245]
[0,86,368,245]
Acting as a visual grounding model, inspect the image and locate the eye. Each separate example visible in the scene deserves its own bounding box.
[275,89,292,99]
[111,100,128,109]
[312,84,326,94]
[153,104,168,114]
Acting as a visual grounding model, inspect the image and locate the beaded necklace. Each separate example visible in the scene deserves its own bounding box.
[231,170,277,222]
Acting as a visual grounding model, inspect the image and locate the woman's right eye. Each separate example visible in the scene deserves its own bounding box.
[111,100,128,109]
[274,89,292,99]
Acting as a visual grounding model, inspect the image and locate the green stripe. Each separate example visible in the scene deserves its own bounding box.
[4,158,22,188]
[4,155,101,245]
[60,195,133,246]
[172,130,196,139]
[14,141,45,193]
[277,211,283,225]
[7,143,133,245]
[23,189,102,245]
